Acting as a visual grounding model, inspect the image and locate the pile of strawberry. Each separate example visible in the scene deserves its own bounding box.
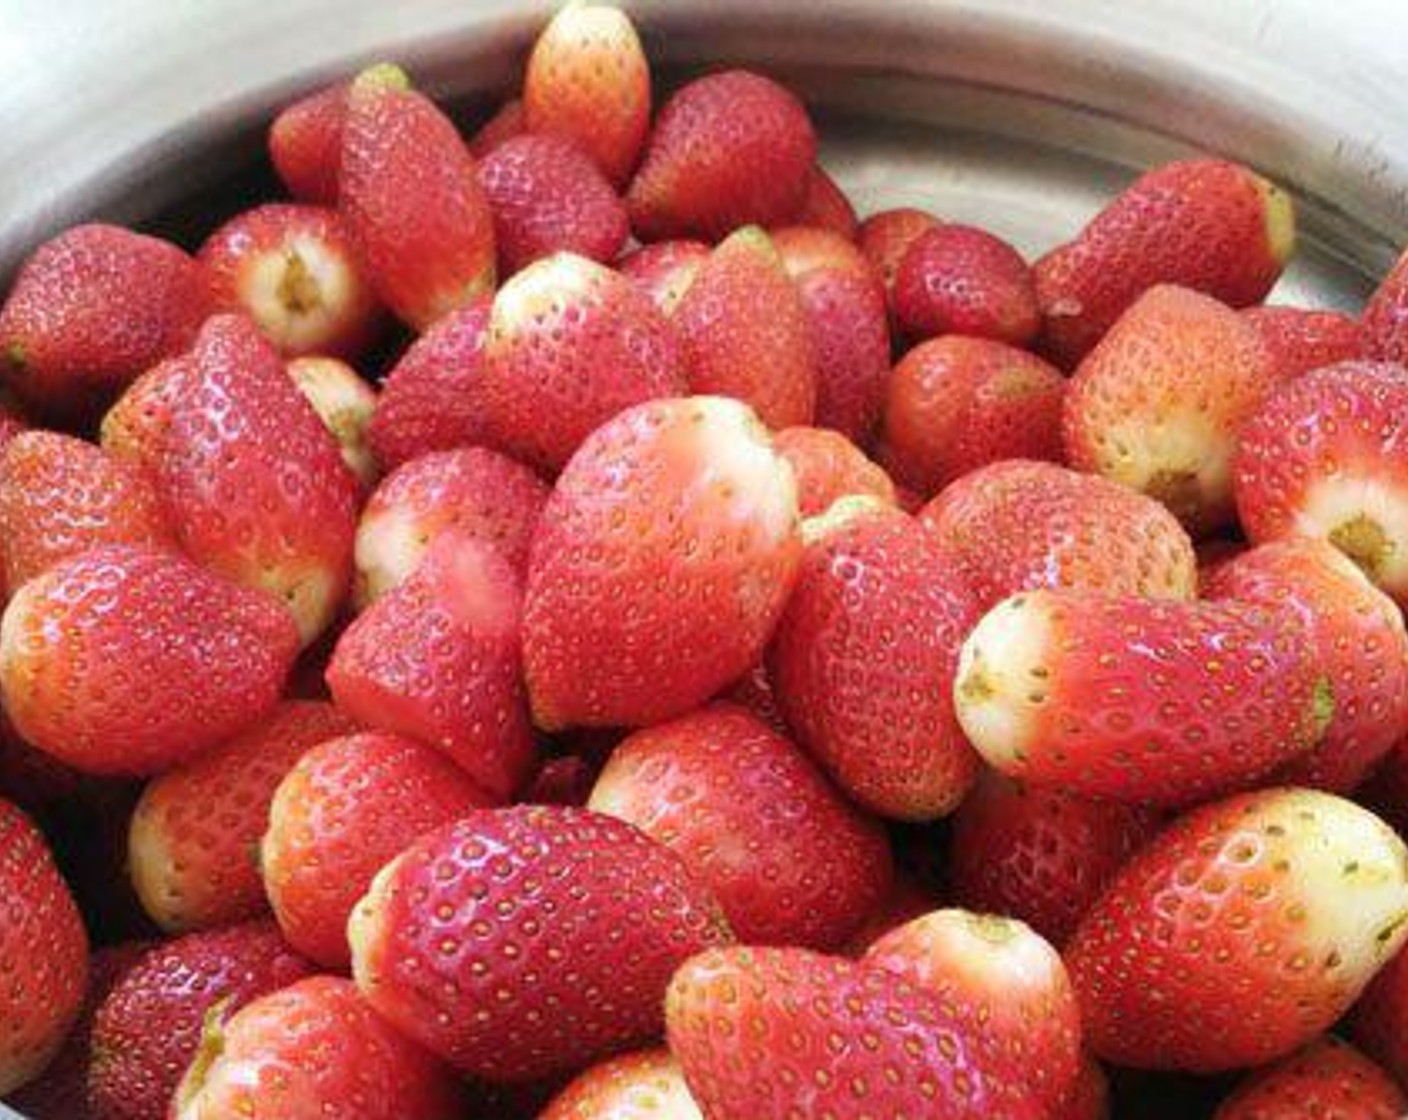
[5,4,1408,1118]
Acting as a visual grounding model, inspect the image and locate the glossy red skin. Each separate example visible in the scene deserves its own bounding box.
[591,703,893,949]
[773,426,896,517]
[920,459,1197,610]
[1036,158,1288,367]
[627,71,817,241]
[949,771,1161,947]
[0,544,299,776]
[129,701,357,933]
[340,74,496,330]
[857,207,942,308]
[666,946,1041,1120]
[479,134,629,275]
[0,431,174,594]
[263,731,494,968]
[1353,943,1408,1087]
[352,806,732,1081]
[0,224,213,421]
[1363,247,1408,364]
[87,922,314,1120]
[1053,1056,1111,1120]
[269,83,346,204]
[1242,305,1365,382]
[880,336,1065,497]
[366,296,494,471]
[894,224,1040,345]
[616,240,709,315]
[769,504,981,820]
[1215,1038,1407,1120]
[790,165,859,239]
[467,98,526,160]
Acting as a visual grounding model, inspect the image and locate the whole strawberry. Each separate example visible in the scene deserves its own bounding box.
[1242,304,1365,382]
[286,355,379,488]
[469,97,526,159]
[893,223,1040,345]
[1363,246,1408,363]
[772,426,896,517]
[540,1049,700,1120]
[856,206,941,311]
[268,82,346,204]
[1213,1037,1407,1120]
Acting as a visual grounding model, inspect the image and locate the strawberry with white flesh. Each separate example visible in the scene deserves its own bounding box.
[286,355,379,488]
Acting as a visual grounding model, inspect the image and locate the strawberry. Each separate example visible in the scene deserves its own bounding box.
[772,425,896,517]
[479,252,687,472]
[626,71,817,241]
[617,240,709,315]
[263,731,494,968]
[348,805,732,1080]
[674,227,816,428]
[0,224,213,421]
[366,296,494,471]
[722,661,790,734]
[1055,1056,1111,1120]
[1234,360,1408,606]
[1363,247,1408,364]
[479,133,629,275]
[864,908,1083,1110]
[268,82,346,204]
[355,446,548,606]
[0,404,29,453]
[1063,284,1277,534]
[468,97,526,160]
[1035,158,1295,367]
[199,203,383,359]
[790,165,859,239]
[87,922,315,1120]
[588,703,893,949]
[919,458,1198,610]
[0,799,87,1096]
[893,223,1040,345]
[839,874,941,956]
[1066,787,1408,1071]
[0,544,298,776]
[856,206,941,309]
[524,396,801,729]
[769,499,981,819]
[540,1049,700,1120]
[520,752,601,807]
[171,975,463,1120]
[340,64,495,330]
[879,336,1065,497]
[524,2,651,188]
[1242,305,1365,382]
[949,771,1161,947]
[1354,940,1408,1086]
[286,355,379,488]
[665,945,1040,1120]
[0,431,174,594]
[102,314,359,644]
[1214,1037,1407,1120]
[1203,538,1408,793]
[127,700,357,933]
[955,590,1328,806]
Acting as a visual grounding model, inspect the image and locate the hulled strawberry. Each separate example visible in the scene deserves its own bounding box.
[540,1049,701,1120]
[1066,788,1408,1071]
[468,97,526,159]
[626,71,816,241]
[856,206,941,309]
[0,544,298,775]
[286,355,379,488]
[269,82,346,204]
[790,166,859,239]
[1353,941,1408,1086]
[340,64,495,329]
[1035,158,1295,367]
[893,224,1040,345]
[772,426,896,517]
[1214,1037,1407,1120]
[348,805,732,1081]
[1242,305,1365,382]
[524,396,801,729]
[127,701,357,933]
[617,240,709,315]
[1363,247,1408,364]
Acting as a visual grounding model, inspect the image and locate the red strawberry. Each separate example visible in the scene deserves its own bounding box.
[1363,247,1408,364]
[480,252,687,472]
[773,425,896,517]
[617,239,709,315]
[839,874,941,956]
[87,922,314,1120]
[524,2,651,188]
[893,224,1040,345]
[588,703,892,949]
[366,296,494,471]
[354,446,548,606]
[665,945,1040,1120]
[674,227,817,428]
[949,771,1161,947]
[326,529,535,799]
[865,908,1083,1110]
[1214,1037,1407,1120]
[1242,304,1365,382]
[1055,1056,1111,1120]
[1063,284,1276,533]
[540,1049,700,1120]
[722,661,790,734]
[348,805,732,1080]
[524,396,802,729]
[879,336,1065,497]
[919,458,1198,610]
[1036,158,1295,367]
[0,431,174,593]
[769,499,981,819]
[1204,538,1408,792]
[102,314,359,644]
[171,975,463,1120]
[1065,787,1408,1071]
[0,224,213,421]
[789,165,858,240]
[127,700,357,933]
[1234,360,1408,606]
[468,97,527,160]
[955,590,1328,806]
[268,83,346,204]
[262,731,494,968]
[340,64,495,329]
[286,355,379,488]
[0,544,298,776]
[1354,941,1408,1086]
[626,71,817,241]
[0,799,88,1096]
[856,206,941,308]
[479,133,629,275]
